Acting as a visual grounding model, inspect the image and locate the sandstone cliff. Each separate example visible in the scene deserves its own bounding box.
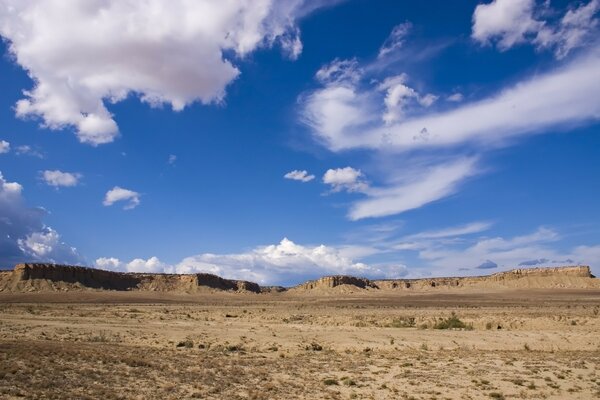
[0,264,597,294]
[0,263,261,293]
[292,266,598,292]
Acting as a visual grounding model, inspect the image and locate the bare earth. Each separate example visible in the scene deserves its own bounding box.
[1,289,599,399]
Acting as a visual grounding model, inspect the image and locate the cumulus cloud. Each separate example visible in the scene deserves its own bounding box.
[0,140,9,154]
[323,167,368,193]
[472,0,542,50]
[472,0,599,58]
[0,0,334,145]
[377,74,437,124]
[284,169,315,182]
[103,187,140,210]
[378,22,412,59]
[96,238,408,286]
[96,256,167,274]
[0,171,81,267]
[41,170,82,187]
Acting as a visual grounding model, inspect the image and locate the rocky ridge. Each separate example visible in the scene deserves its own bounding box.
[0,263,597,293]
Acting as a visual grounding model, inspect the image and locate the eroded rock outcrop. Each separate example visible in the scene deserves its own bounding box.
[0,263,262,293]
[293,275,379,291]
[373,265,596,290]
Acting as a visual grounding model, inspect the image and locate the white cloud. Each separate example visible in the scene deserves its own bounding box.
[378,22,412,59]
[96,256,166,274]
[472,0,542,50]
[377,74,438,124]
[447,92,464,102]
[299,16,600,220]
[0,140,9,154]
[103,186,140,210]
[15,145,43,158]
[305,49,600,153]
[41,170,82,187]
[323,166,368,193]
[0,0,333,145]
[168,155,177,165]
[300,84,376,151]
[348,157,478,220]
[535,0,600,59]
[315,58,363,86]
[404,221,493,240]
[417,227,565,274]
[472,0,599,58]
[284,169,315,182]
[95,238,406,285]
[0,171,81,267]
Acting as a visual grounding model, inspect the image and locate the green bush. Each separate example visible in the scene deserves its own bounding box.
[434,313,472,330]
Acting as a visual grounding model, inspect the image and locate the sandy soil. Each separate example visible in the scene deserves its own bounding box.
[1,289,599,399]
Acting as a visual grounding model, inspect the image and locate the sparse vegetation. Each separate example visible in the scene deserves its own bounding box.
[433,312,472,330]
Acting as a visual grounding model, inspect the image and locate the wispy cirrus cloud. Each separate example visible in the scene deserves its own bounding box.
[298,10,600,220]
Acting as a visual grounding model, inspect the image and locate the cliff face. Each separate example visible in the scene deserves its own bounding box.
[0,263,261,293]
[293,275,378,291]
[0,264,596,294]
[374,265,595,290]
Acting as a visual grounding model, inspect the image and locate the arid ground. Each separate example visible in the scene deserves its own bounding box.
[1,289,599,399]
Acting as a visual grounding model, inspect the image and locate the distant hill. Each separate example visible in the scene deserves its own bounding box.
[0,263,597,294]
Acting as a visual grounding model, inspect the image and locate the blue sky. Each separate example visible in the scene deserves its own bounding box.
[0,0,599,285]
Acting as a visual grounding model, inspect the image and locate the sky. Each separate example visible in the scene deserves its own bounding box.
[0,0,599,285]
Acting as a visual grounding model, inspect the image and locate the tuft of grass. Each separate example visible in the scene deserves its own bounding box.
[489,393,505,399]
[388,317,415,328]
[323,378,339,386]
[434,312,472,330]
[176,340,193,348]
[307,343,323,351]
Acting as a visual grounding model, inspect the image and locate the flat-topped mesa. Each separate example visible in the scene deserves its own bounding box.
[293,275,378,291]
[374,265,595,290]
[0,263,262,293]
[489,265,593,279]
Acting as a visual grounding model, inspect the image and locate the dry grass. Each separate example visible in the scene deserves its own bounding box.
[0,289,599,399]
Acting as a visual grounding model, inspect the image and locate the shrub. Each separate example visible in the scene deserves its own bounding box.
[388,317,415,328]
[434,313,471,330]
[323,378,338,386]
[176,340,193,348]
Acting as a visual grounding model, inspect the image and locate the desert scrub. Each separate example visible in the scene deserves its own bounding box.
[176,340,194,348]
[306,342,323,351]
[387,316,415,328]
[323,378,339,386]
[433,312,472,330]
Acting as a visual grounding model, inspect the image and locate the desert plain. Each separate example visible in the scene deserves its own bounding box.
[0,265,599,399]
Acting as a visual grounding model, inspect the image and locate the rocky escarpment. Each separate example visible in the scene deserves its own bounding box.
[0,264,261,293]
[292,275,379,291]
[0,264,597,294]
[292,266,597,292]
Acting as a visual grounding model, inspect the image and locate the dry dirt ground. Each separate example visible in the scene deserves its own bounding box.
[0,289,599,399]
